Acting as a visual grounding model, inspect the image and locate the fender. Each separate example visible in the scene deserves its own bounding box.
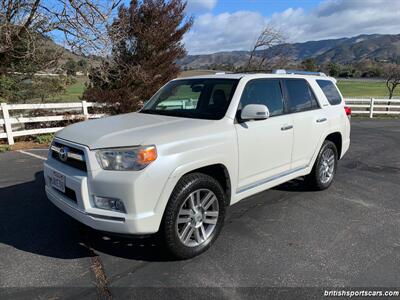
[307,127,342,173]
[151,157,234,231]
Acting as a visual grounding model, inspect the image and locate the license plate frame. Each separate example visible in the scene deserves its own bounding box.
[52,171,66,193]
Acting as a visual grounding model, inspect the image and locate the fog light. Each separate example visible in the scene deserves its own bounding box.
[93,196,126,213]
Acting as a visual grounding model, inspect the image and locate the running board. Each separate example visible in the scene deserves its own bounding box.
[236,166,307,194]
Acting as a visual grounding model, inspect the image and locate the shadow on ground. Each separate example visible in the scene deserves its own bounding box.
[0,170,312,263]
[0,171,171,262]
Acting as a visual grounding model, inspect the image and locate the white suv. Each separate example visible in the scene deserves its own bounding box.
[44,70,351,259]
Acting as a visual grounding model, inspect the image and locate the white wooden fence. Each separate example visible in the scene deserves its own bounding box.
[345,98,400,118]
[1,98,399,146]
[0,101,105,145]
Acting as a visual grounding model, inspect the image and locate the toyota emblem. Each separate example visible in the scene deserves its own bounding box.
[59,147,69,162]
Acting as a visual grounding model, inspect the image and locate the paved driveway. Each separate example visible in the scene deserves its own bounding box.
[0,119,399,299]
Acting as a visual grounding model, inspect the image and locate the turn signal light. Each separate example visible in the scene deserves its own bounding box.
[137,146,157,165]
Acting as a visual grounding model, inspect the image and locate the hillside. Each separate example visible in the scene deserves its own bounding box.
[46,33,400,71]
[36,37,100,73]
[179,34,400,69]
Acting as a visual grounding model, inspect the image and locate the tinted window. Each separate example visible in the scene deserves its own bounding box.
[209,83,237,105]
[141,79,239,120]
[317,80,342,105]
[284,79,319,113]
[240,79,284,117]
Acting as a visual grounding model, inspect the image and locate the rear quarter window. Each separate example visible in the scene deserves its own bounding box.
[316,80,342,105]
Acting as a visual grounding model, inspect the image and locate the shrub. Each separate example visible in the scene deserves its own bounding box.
[34,134,54,145]
[0,145,11,153]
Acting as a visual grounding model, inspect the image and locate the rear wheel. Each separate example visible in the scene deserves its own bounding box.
[305,140,338,190]
[162,173,226,259]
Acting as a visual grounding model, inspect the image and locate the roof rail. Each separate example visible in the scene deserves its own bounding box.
[273,69,327,77]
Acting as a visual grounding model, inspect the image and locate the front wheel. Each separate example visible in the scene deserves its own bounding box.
[305,140,338,190]
[162,173,226,259]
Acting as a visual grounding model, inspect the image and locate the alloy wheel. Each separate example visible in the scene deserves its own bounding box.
[319,148,335,184]
[175,188,219,247]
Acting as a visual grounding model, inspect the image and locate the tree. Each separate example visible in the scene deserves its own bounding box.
[0,0,121,74]
[32,77,66,102]
[301,58,318,72]
[246,25,287,71]
[326,62,340,77]
[83,0,192,113]
[63,59,78,76]
[0,74,66,103]
[338,65,356,78]
[384,64,400,99]
[77,59,89,74]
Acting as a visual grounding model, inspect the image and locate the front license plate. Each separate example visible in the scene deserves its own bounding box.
[52,171,65,193]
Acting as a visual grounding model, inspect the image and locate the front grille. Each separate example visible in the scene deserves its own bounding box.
[51,141,87,172]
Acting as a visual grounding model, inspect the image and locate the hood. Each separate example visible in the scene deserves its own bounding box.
[55,112,213,149]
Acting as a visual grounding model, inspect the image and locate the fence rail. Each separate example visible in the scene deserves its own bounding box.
[1,98,400,146]
[345,98,400,118]
[0,101,105,145]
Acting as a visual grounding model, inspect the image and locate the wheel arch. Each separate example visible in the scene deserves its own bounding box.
[164,161,233,208]
[324,131,342,159]
[184,164,232,206]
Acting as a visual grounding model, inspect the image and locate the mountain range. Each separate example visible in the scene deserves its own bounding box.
[179,34,400,69]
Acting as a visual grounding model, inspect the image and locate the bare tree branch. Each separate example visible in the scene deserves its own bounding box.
[20,0,40,31]
[384,64,400,99]
[0,0,121,74]
[246,25,287,71]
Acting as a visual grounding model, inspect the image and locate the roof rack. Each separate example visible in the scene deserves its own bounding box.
[273,69,327,76]
[232,70,272,74]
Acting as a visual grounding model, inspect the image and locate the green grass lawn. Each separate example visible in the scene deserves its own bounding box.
[46,77,87,102]
[336,80,396,98]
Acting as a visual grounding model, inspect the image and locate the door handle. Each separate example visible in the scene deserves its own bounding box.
[281,125,293,131]
[316,118,327,123]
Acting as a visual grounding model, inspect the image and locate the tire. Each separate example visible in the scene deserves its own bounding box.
[305,140,338,191]
[162,173,226,259]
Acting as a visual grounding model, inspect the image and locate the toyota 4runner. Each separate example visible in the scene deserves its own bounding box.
[44,70,351,259]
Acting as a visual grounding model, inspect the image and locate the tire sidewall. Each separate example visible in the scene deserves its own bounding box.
[315,141,338,189]
[163,173,226,259]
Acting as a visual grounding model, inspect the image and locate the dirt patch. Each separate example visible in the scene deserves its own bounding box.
[0,141,49,151]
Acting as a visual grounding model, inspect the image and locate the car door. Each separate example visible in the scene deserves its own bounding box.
[235,79,293,190]
[282,78,329,170]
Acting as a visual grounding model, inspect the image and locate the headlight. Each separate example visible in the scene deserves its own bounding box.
[95,145,157,171]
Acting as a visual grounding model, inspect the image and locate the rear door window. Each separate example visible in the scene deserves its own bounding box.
[284,79,319,113]
[316,80,342,105]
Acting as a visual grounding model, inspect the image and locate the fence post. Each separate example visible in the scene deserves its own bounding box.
[369,98,374,118]
[1,103,14,145]
[82,100,89,119]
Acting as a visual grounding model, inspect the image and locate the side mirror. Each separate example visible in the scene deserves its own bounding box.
[241,104,270,121]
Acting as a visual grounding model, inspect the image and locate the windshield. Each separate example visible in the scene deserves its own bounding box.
[140,78,239,120]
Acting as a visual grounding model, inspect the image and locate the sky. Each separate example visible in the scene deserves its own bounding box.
[183,0,400,54]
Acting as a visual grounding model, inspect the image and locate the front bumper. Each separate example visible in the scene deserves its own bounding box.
[45,185,130,233]
[43,140,167,235]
